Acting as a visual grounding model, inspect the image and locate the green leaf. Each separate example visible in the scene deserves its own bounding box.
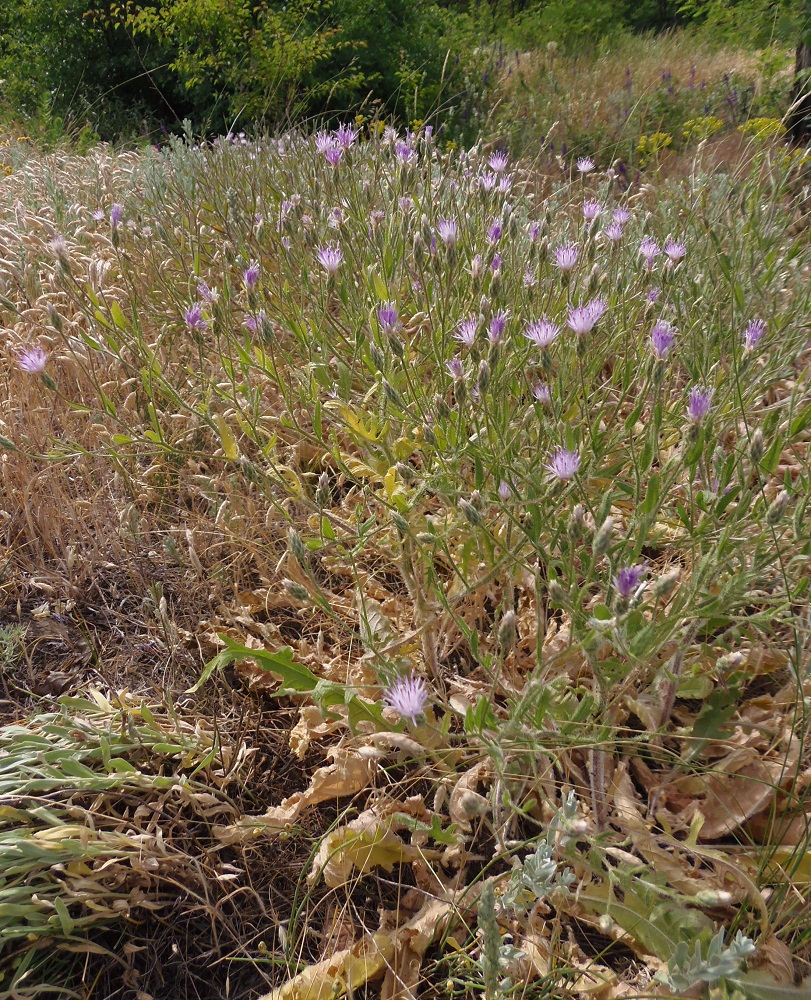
[188,636,316,694]
[730,972,811,1000]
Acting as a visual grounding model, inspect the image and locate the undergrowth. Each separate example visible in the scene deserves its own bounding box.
[0,112,809,999]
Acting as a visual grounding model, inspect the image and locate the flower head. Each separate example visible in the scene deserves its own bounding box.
[567,297,607,335]
[490,253,502,273]
[384,672,430,724]
[448,355,464,381]
[184,303,207,330]
[437,218,458,246]
[243,260,260,290]
[583,199,603,221]
[498,480,511,501]
[664,238,686,263]
[650,320,675,359]
[479,172,498,192]
[612,207,630,225]
[455,316,478,346]
[315,131,335,154]
[378,302,399,334]
[524,318,560,348]
[604,222,624,243]
[647,287,661,303]
[92,208,106,221]
[488,150,509,173]
[614,563,647,599]
[687,385,713,423]
[532,381,551,404]
[197,280,219,303]
[316,244,343,274]
[553,243,579,272]
[487,219,502,243]
[743,319,766,352]
[545,446,581,481]
[395,141,416,164]
[577,156,595,173]
[489,311,508,345]
[109,203,123,228]
[324,145,344,166]
[639,237,661,268]
[16,346,48,373]
[334,123,359,148]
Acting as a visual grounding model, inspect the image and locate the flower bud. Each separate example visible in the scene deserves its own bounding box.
[765,490,789,526]
[498,610,517,649]
[592,516,614,558]
[477,359,490,393]
[395,461,417,482]
[283,578,310,601]
[652,568,680,600]
[568,503,586,543]
[382,378,405,409]
[315,470,330,507]
[391,511,410,534]
[548,578,568,606]
[422,425,437,446]
[750,428,764,468]
[434,393,451,420]
[370,343,386,371]
[458,498,483,526]
[288,528,308,567]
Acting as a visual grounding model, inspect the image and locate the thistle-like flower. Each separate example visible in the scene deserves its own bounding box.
[437,218,458,246]
[455,316,478,346]
[639,237,661,268]
[384,672,430,724]
[488,150,509,173]
[582,199,603,221]
[687,386,713,423]
[110,203,123,228]
[378,302,399,335]
[614,563,647,599]
[334,123,359,148]
[650,320,675,359]
[567,297,607,335]
[612,207,630,225]
[479,172,498,192]
[664,238,686,263]
[487,219,502,243]
[604,222,624,243]
[395,141,416,164]
[16,346,48,373]
[324,146,344,166]
[553,243,579,272]
[743,319,766,352]
[184,303,207,330]
[524,318,560,348]
[316,244,343,274]
[532,382,551,403]
[489,311,508,344]
[448,355,465,381]
[576,156,595,173]
[243,260,260,290]
[545,446,581,481]
[498,480,511,501]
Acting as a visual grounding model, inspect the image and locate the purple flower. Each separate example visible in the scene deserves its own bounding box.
[553,243,579,272]
[583,199,603,221]
[529,221,541,243]
[16,346,48,373]
[567,297,607,335]
[92,208,105,221]
[498,176,512,194]
[315,131,335,154]
[664,238,686,263]
[498,479,511,501]
[384,672,430,724]
[334,123,359,148]
[523,269,538,287]
[487,219,502,243]
[639,237,661,268]
[577,157,595,173]
[524,318,560,348]
[489,312,508,345]
[110,203,123,228]
[545,446,581,481]
[647,287,661,303]
[532,382,551,404]
[479,172,498,192]
[743,319,766,352]
[687,386,713,423]
[612,207,630,225]
[378,302,399,334]
[244,310,267,333]
[324,146,344,166]
[650,320,675,359]
[395,141,416,164]
[604,222,624,243]
[614,563,647,599]
[455,316,478,346]
[490,253,502,273]
[488,150,509,173]
[448,355,464,381]
[243,260,260,290]
[197,280,218,303]
[184,303,207,330]
[398,196,414,213]
[316,244,343,274]
[437,219,458,246]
